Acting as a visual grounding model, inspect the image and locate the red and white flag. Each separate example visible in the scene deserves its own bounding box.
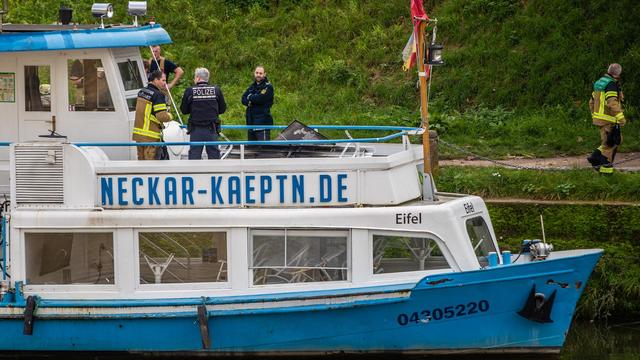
[402,0,429,71]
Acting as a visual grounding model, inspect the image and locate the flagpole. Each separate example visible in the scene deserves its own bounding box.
[415,18,436,201]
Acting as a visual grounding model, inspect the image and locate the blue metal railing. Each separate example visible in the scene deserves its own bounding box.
[74,132,410,147]
[0,125,423,148]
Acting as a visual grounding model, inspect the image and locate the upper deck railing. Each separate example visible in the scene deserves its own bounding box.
[0,125,423,155]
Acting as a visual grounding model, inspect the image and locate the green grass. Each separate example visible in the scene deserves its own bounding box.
[436,166,640,201]
[433,106,640,158]
[7,0,639,157]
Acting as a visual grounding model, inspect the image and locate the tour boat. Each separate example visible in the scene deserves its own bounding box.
[0,2,602,354]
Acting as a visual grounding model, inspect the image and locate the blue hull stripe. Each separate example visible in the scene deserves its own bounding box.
[0,251,602,352]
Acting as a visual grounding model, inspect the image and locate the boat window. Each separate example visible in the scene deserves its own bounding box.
[138,231,227,284]
[67,59,114,112]
[251,229,348,285]
[126,97,137,112]
[24,65,51,112]
[373,234,450,274]
[465,216,497,266]
[117,60,144,91]
[25,232,114,285]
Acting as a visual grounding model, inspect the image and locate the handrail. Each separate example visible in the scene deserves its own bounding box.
[208,124,422,131]
[0,126,422,147]
[73,131,411,147]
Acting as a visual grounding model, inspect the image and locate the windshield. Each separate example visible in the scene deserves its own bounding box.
[465,216,498,266]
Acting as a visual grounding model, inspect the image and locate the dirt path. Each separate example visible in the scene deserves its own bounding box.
[440,152,640,171]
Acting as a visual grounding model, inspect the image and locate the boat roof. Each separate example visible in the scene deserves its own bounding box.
[0,24,171,53]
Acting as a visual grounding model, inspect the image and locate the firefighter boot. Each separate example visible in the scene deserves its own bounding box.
[599,164,614,175]
[587,150,608,171]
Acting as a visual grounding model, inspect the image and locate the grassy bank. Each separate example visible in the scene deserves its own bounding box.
[487,203,640,320]
[6,0,640,157]
[432,106,640,158]
[436,166,640,201]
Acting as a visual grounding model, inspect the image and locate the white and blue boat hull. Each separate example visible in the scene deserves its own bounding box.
[0,249,601,354]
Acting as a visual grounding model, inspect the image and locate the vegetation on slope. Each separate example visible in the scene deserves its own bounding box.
[436,166,640,201]
[6,0,640,156]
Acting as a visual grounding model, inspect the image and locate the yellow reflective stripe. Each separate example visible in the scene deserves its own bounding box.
[598,94,605,115]
[143,103,152,131]
[599,166,614,174]
[597,145,605,152]
[615,113,625,120]
[149,114,162,125]
[133,127,161,140]
[153,104,167,112]
[592,112,618,123]
[604,91,618,99]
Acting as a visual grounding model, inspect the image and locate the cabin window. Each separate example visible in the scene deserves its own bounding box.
[465,216,497,266]
[126,97,137,112]
[117,60,144,111]
[24,65,51,112]
[250,229,349,285]
[67,59,114,112]
[25,232,114,285]
[372,234,450,274]
[138,231,227,284]
[117,60,144,91]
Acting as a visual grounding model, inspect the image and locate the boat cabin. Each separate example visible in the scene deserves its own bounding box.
[0,23,171,198]
[1,141,500,300]
[0,6,500,302]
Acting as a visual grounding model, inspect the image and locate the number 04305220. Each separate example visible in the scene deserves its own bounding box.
[396,300,490,326]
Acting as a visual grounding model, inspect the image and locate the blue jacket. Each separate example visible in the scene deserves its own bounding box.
[180,82,226,127]
[241,78,274,126]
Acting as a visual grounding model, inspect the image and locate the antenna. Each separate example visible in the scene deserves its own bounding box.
[540,214,546,244]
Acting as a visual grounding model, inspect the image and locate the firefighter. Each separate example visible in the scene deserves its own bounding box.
[180,67,227,160]
[133,71,173,160]
[587,63,626,174]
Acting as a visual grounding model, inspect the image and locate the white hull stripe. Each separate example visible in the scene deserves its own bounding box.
[0,291,410,319]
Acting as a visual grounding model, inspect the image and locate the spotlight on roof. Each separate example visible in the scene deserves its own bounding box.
[91,3,113,29]
[59,6,73,25]
[127,1,147,27]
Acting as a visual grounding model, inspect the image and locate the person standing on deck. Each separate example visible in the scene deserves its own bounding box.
[133,71,173,160]
[587,63,626,174]
[180,67,227,160]
[242,66,274,141]
[148,45,184,108]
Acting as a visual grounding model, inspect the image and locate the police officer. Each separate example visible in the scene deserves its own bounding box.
[180,67,226,160]
[241,66,274,141]
[133,71,173,160]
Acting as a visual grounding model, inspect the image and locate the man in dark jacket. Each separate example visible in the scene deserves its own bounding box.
[180,67,226,160]
[241,66,274,141]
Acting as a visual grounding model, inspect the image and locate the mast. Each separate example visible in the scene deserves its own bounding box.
[415,16,436,201]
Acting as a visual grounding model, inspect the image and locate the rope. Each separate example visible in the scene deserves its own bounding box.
[149,46,184,125]
[438,139,569,171]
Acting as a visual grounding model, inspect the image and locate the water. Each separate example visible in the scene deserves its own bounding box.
[0,321,637,359]
[560,321,640,360]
